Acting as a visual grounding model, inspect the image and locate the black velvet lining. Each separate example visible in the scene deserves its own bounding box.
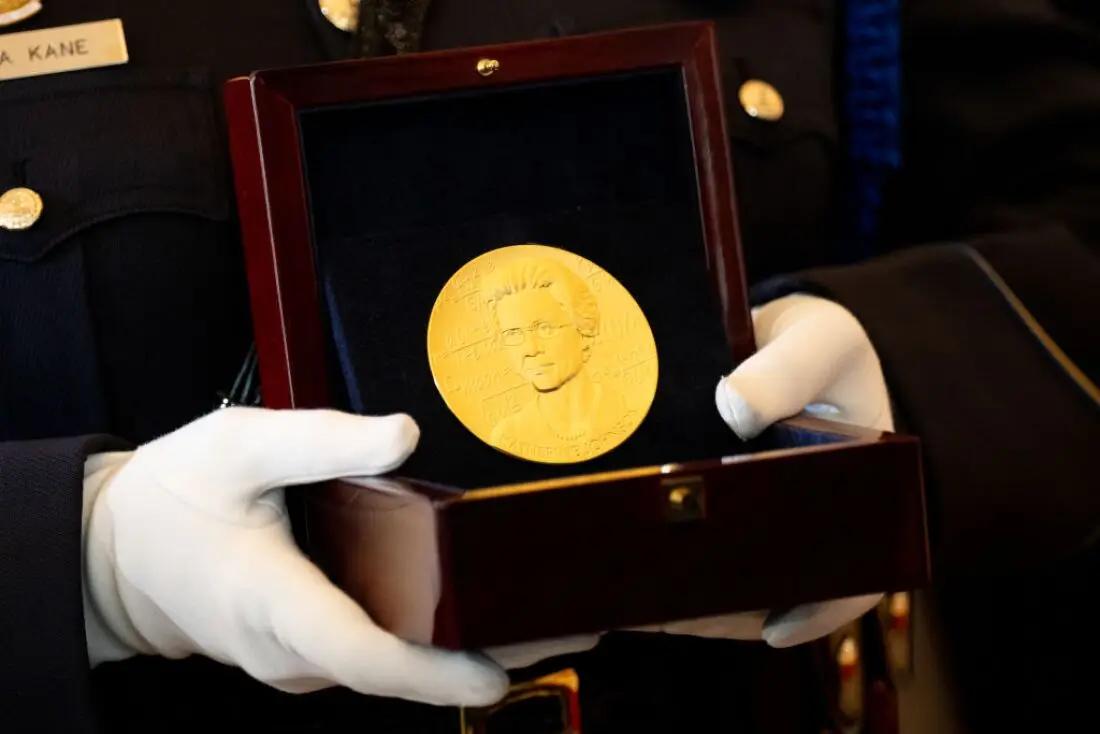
[298,68,744,488]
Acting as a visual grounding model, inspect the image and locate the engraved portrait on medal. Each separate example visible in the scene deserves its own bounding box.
[427,244,659,464]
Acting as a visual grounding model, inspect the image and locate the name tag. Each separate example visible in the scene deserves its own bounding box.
[0,18,128,81]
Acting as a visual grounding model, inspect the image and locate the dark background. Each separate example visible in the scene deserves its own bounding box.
[299,68,745,487]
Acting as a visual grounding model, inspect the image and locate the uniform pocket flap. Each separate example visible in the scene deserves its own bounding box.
[0,68,229,263]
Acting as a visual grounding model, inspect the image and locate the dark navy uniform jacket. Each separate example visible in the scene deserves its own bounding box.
[2,1,1098,732]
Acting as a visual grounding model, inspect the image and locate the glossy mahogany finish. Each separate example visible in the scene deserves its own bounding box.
[309,416,928,649]
[223,22,929,650]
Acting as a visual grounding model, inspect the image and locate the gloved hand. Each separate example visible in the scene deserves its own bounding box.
[717,293,894,439]
[81,407,509,707]
[716,292,894,646]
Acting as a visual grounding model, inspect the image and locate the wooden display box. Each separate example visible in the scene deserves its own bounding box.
[223,21,929,651]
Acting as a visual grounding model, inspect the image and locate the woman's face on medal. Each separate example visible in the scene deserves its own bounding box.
[496,288,585,392]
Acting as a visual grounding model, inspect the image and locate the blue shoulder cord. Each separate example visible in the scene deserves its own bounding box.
[843,0,902,262]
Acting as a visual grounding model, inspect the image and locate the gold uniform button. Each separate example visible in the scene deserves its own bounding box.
[0,0,43,29]
[319,0,360,33]
[0,187,44,231]
[738,79,785,122]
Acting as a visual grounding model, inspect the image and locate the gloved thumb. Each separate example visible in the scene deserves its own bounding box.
[136,408,421,520]
[716,295,892,439]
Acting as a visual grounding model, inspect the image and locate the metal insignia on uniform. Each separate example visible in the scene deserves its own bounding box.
[738,79,785,122]
[319,0,359,33]
[0,187,44,231]
[0,0,42,28]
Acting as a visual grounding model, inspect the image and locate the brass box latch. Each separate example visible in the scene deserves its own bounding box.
[662,475,706,523]
[476,58,500,76]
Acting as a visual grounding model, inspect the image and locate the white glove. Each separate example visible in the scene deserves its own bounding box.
[81,407,509,708]
[715,293,893,647]
[717,293,894,438]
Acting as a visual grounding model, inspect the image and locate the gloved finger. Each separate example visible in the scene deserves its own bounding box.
[235,408,420,490]
[146,407,420,499]
[257,539,509,707]
[716,295,875,439]
[631,611,768,640]
[485,634,603,670]
[762,593,883,648]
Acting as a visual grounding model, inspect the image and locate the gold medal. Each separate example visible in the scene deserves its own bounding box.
[0,0,42,28]
[427,244,659,465]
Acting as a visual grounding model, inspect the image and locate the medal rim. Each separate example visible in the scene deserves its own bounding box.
[0,0,42,28]
[426,243,660,466]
